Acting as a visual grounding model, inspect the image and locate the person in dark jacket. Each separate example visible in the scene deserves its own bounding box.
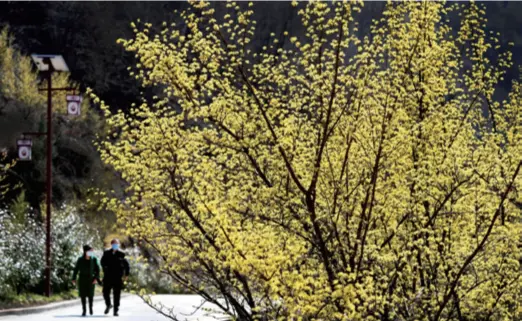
[101,238,130,317]
[72,244,101,316]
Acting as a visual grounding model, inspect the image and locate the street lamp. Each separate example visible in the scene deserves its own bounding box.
[31,54,69,72]
[28,54,73,297]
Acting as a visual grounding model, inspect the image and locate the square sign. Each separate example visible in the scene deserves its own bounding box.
[66,95,82,116]
[17,139,33,161]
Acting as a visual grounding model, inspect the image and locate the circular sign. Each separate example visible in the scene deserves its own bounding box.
[18,146,31,160]
[68,101,79,115]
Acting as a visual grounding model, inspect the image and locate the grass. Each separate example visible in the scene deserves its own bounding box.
[0,290,75,310]
[0,287,103,310]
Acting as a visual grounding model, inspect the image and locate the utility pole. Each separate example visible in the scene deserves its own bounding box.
[45,60,53,298]
[23,54,76,297]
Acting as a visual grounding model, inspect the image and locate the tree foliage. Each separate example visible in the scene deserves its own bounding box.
[95,2,522,320]
[0,27,113,225]
[0,150,17,203]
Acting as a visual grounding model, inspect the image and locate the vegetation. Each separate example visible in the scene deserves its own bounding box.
[95,1,522,321]
[126,246,187,295]
[0,30,107,302]
[0,290,77,310]
[0,1,522,319]
[0,27,115,231]
[0,200,99,303]
[0,151,17,202]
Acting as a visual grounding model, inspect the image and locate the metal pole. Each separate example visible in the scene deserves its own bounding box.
[45,68,53,297]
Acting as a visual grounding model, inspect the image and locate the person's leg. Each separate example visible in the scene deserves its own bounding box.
[103,283,113,314]
[81,296,87,316]
[113,280,122,316]
[88,296,93,315]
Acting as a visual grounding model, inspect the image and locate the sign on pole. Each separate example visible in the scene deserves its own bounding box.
[66,95,82,116]
[17,139,33,161]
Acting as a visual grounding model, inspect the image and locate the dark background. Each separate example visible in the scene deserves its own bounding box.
[1,1,520,111]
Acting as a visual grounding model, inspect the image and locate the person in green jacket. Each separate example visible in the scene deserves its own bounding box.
[72,244,101,316]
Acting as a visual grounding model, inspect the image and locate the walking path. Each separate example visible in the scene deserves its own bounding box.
[0,295,225,321]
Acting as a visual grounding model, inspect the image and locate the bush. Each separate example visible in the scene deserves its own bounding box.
[125,246,184,295]
[0,290,77,310]
[0,203,99,299]
[0,206,44,297]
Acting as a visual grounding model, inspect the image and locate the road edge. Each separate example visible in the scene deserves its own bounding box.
[0,294,130,317]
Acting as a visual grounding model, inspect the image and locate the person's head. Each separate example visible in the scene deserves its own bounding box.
[83,245,94,258]
[110,239,120,251]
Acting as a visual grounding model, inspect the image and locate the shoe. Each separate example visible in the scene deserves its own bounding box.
[113,310,119,317]
[82,311,86,317]
[89,307,93,315]
[104,304,112,315]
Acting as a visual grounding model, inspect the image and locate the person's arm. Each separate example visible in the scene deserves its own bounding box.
[94,257,101,279]
[101,251,107,271]
[123,257,130,277]
[72,258,80,282]
[100,251,108,280]
[94,257,102,284]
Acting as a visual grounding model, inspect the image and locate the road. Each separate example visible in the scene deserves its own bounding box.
[0,295,226,321]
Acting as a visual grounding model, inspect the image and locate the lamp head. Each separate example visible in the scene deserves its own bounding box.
[31,54,69,72]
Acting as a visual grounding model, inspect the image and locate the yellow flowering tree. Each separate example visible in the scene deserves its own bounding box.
[0,150,17,202]
[95,2,522,320]
[0,27,85,118]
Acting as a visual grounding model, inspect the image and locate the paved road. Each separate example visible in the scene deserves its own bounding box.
[0,295,225,321]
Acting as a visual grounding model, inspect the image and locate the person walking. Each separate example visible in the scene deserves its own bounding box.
[101,239,130,317]
[72,244,101,316]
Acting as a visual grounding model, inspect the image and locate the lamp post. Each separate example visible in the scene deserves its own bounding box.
[27,54,74,297]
